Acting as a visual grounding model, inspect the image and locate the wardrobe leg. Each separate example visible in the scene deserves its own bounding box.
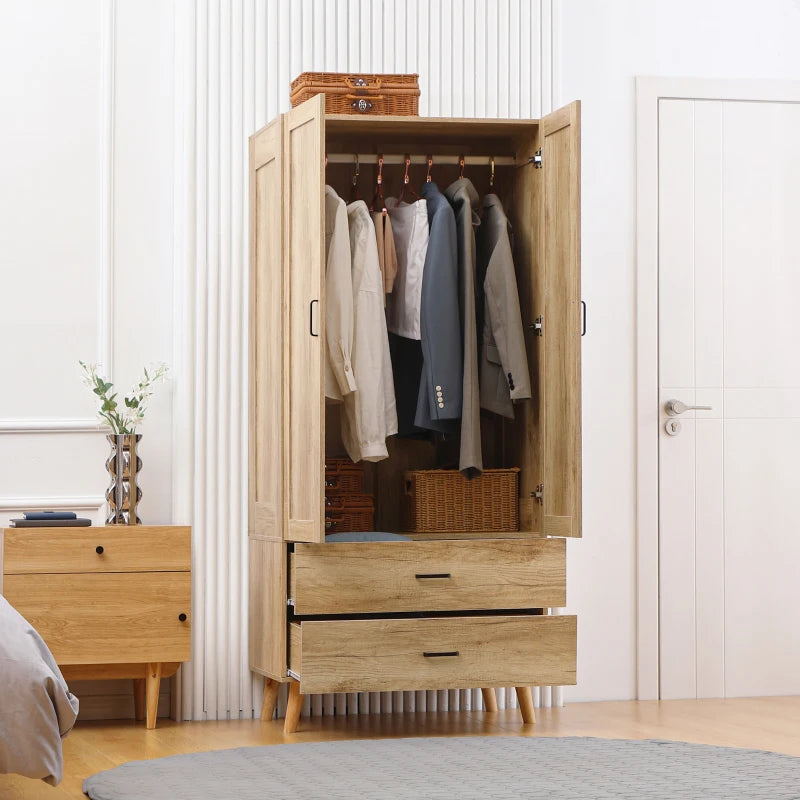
[515,686,535,725]
[284,680,303,734]
[261,678,280,722]
[481,688,498,712]
[145,662,162,730]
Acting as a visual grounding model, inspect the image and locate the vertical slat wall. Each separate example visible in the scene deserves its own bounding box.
[173,0,558,721]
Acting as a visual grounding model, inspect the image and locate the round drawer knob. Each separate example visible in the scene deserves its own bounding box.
[95,546,104,555]
[178,613,187,622]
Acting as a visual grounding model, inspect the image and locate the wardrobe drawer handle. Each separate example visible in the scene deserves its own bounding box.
[423,651,460,658]
[415,573,451,579]
[309,299,319,337]
[178,613,188,622]
[95,546,104,555]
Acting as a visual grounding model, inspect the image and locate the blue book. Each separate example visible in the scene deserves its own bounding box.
[23,511,78,520]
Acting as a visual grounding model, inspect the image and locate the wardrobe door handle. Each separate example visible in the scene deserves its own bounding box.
[423,651,460,658]
[95,546,104,555]
[415,573,451,579]
[581,300,587,336]
[178,613,188,622]
[309,299,319,337]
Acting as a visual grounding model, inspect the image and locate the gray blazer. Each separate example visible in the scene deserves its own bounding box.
[444,178,482,477]
[477,194,531,418]
[414,181,462,430]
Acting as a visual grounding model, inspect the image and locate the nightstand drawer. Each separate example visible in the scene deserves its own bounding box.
[3,572,191,664]
[2,526,191,574]
[289,614,576,694]
[289,538,565,615]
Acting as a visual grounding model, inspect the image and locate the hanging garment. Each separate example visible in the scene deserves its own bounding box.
[371,209,398,304]
[476,193,532,418]
[385,196,428,339]
[341,200,398,462]
[414,182,462,431]
[324,185,357,401]
[444,177,482,477]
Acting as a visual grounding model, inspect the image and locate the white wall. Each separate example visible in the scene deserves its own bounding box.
[0,0,174,717]
[555,0,800,702]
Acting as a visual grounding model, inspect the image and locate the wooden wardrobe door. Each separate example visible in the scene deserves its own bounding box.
[283,95,326,543]
[249,117,285,540]
[540,101,582,538]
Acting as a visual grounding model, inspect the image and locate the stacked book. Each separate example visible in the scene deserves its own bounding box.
[8,511,92,527]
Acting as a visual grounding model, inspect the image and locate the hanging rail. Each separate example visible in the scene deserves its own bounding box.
[325,153,518,166]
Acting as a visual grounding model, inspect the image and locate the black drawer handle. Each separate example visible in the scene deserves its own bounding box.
[415,573,451,579]
[423,651,460,658]
[178,613,188,622]
[95,546,104,555]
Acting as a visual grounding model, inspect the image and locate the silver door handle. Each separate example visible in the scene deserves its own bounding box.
[665,399,713,416]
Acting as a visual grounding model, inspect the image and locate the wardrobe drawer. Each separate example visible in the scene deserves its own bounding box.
[288,614,576,694]
[2,572,191,664]
[289,538,565,615]
[2,526,191,574]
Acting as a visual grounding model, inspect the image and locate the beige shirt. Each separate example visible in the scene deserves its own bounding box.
[371,209,398,304]
[324,186,358,401]
[341,201,398,462]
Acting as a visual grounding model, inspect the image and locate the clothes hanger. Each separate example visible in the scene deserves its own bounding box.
[426,155,433,183]
[488,156,495,193]
[459,155,465,180]
[397,155,421,203]
[351,154,361,201]
[370,155,386,213]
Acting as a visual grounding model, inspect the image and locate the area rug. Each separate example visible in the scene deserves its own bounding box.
[83,735,800,800]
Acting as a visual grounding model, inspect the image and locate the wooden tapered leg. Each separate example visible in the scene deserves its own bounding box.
[133,678,146,721]
[145,662,162,730]
[261,678,280,722]
[481,688,498,712]
[284,680,303,734]
[515,686,536,724]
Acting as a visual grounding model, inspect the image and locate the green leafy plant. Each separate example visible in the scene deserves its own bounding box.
[79,361,169,434]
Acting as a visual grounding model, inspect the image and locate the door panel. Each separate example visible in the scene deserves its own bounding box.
[540,101,582,537]
[284,96,325,543]
[249,117,284,538]
[658,98,800,698]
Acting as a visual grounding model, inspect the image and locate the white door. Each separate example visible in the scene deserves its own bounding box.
[658,97,800,699]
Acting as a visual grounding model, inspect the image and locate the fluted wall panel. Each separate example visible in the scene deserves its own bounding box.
[173,0,555,721]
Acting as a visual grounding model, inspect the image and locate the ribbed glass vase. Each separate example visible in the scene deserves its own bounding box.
[105,433,142,525]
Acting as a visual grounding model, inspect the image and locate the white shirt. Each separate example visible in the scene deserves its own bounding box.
[385,196,428,340]
[341,201,398,462]
[324,186,358,401]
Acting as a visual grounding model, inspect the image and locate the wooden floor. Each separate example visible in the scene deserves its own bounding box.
[4,697,800,799]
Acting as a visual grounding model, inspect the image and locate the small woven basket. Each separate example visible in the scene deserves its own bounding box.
[402,468,520,533]
[290,72,419,115]
[325,458,365,495]
[325,494,375,533]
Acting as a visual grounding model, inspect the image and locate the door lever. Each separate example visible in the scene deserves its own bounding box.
[665,399,713,416]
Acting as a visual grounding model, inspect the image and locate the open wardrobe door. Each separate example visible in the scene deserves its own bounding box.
[540,101,582,538]
[284,95,326,543]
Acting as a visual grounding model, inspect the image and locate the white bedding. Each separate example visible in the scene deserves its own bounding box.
[0,595,79,785]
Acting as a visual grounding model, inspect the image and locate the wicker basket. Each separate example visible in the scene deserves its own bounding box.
[324,458,365,495]
[325,494,375,533]
[402,468,520,533]
[290,72,419,115]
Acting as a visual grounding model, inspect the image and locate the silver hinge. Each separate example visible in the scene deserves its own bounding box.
[532,148,543,168]
[533,484,544,504]
[287,669,301,681]
[287,598,295,607]
[530,315,543,336]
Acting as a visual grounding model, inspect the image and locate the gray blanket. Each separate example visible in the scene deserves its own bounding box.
[0,595,79,785]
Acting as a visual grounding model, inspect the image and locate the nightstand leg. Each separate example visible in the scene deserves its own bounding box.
[146,662,162,730]
[261,678,280,721]
[284,680,302,734]
[133,678,146,721]
[481,688,498,712]
[515,686,536,724]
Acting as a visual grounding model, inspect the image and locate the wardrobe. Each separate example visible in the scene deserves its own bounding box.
[249,94,581,732]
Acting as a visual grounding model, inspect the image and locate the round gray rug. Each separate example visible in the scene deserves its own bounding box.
[82,735,800,800]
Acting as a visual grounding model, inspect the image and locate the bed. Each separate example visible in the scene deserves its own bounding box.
[0,594,79,785]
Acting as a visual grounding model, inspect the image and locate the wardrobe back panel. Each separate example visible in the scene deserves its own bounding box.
[249,117,284,538]
[284,96,326,543]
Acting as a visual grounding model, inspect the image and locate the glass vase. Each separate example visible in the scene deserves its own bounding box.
[105,433,142,525]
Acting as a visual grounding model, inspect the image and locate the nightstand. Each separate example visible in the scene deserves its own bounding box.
[0,525,191,729]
